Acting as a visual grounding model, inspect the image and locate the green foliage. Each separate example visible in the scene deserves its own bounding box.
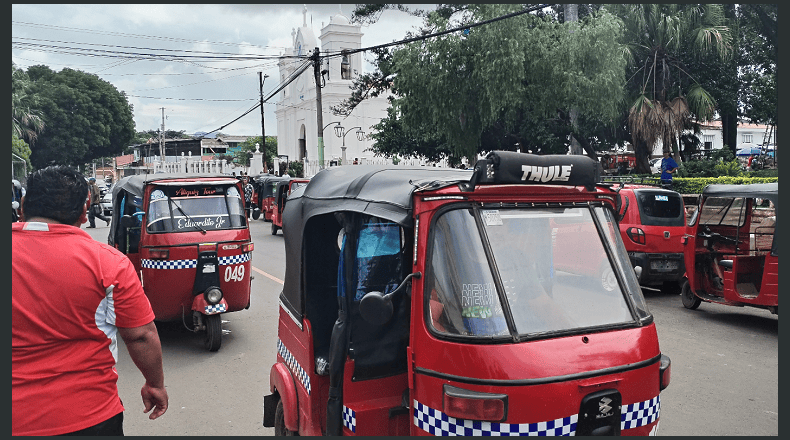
[286,160,304,178]
[672,176,778,194]
[12,63,45,145]
[233,136,277,167]
[12,132,33,171]
[25,65,135,169]
[376,4,627,161]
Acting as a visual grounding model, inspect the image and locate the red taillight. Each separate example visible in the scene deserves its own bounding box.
[199,243,217,253]
[242,242,254,253]
[443,385,507,422]
[626,227,646,245]
[659,354,671,391]
[149,248,169,260]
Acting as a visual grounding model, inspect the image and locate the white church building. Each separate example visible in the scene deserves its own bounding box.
[275,7,397,176]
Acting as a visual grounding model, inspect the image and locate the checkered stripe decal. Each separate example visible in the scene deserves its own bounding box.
[142,258,197,269]
[413,400,577,436]
[277,339,311,395]
[621,396,660,430]
[342,406,356,432]
[204,303,227,314]
[218,253,251,265]
[413,395,660,436]
[141,253,250,270]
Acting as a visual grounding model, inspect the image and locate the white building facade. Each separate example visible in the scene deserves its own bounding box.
[649,120,776,157]
[275,8,391,175]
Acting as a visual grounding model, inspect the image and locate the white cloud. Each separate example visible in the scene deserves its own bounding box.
[12,4,428,136]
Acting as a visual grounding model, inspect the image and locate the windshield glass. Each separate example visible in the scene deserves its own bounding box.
[426,206,638,338]
[146,184,246,233]
[699,197,747,227]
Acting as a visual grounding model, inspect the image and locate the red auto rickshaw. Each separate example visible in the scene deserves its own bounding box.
[252,174,285,222]
[681,182,778,314]
[108,173,254,351]
[263,152,670,436]
[270,177,310,235]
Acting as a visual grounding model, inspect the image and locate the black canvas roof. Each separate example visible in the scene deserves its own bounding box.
[108,172,237,246]
[702,182,778,202]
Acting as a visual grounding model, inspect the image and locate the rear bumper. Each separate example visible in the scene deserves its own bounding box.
[629,252,685,285]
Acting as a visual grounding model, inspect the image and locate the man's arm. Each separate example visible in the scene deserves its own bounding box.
[118,321,169,420]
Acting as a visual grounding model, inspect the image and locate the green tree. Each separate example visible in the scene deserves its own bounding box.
[12,63,45,145]
[12,132,33,172]
[346,4,627,162]
[233,135,277,168]
[736,4,777,126]
[25,65,135,169]
[606,4,733,173]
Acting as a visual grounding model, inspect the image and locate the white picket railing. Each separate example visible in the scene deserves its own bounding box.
[301,157,455,178]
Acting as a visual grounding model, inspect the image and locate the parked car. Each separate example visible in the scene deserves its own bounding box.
[649,158,662,174]
[100,185,114,216]
[616,184,686,293]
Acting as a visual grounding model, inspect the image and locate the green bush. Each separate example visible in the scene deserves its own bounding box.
[286,160,304,178]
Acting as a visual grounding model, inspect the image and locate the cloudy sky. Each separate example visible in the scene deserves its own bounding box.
[12,4,430,138]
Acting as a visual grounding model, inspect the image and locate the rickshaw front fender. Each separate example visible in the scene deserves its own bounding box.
[191,294,229,315]
[269,362,299,432]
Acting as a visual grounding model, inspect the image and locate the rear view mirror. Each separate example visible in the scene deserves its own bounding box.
[252,207,261,220]
[634,266,643,282]
[120,214,135,229]
[359,291,393,325]
[12,201,19,210]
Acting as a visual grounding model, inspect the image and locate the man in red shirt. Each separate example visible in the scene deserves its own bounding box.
[12,165,168,436]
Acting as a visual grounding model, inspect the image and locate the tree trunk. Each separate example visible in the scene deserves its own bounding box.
[564,5,583,155]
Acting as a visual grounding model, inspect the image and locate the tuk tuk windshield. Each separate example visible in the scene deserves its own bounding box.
[146,184,247,233]
[427,206,644,338]
[698,197,747,227]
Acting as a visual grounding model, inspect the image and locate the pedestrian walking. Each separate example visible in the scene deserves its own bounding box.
[12,165,168,436]
[243,176,254,219]
[87,176,109,227]
[660,151,679,189]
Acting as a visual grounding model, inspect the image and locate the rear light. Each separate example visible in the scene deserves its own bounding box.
[199,243,217,252]
[149,248,169,260]
[242,242,254,253]
[659,354,671,391]
[626,227,646,245]
[442,385,507,422]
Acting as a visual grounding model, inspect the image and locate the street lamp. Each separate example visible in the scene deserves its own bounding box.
[323,121,341,134]
[336,126,364,165]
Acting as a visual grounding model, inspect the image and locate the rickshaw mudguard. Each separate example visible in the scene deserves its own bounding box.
[191,295,228,315]
[269,362,299,432]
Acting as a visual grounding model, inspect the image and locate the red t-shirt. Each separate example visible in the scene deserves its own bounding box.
[12,222,155,436]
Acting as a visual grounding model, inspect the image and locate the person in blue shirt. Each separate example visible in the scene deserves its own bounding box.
[660,151,679,189]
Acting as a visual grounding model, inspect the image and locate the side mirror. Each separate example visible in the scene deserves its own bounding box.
[359,291,394,325]
[12,201,19,210]
[634,265,643,282]
[252,207,261,220]
[120,214,135,229]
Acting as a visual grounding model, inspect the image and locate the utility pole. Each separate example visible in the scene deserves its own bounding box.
[259,72,269,173]
[159,107,166,161]
[312,47,325,170]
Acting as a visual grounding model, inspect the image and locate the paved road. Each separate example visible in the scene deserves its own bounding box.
[82,219,777,436]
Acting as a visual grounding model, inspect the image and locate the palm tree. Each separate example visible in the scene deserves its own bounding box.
[609,4,732,173]
[12,63,45,145]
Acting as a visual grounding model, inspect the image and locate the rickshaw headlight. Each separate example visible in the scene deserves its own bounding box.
[204,287,223,305]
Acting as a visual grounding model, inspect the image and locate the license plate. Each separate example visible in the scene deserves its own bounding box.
[650,260,678,271]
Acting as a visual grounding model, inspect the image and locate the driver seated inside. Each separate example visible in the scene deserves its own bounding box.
[427,209,571,337]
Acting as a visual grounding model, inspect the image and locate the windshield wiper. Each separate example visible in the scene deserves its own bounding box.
[169,196,207,234]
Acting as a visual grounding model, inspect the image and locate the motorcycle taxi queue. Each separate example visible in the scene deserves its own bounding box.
[681,182,778,314]
[263,151,671,436]
[108,173,256,351]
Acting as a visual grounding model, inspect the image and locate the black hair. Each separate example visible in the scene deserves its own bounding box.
[22,165,89,225]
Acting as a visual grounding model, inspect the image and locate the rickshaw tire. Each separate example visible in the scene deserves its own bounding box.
[204,314,222,351]
[274,399,298,436]
[681,280,701,310]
